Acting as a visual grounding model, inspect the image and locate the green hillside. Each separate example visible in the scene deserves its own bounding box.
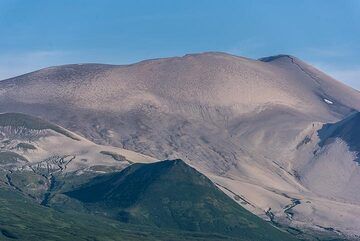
[0,186,241,241]
[66,159,298,241]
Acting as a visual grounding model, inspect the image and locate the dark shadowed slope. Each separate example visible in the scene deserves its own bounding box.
[318,111,360,162]
[66,159,297,241]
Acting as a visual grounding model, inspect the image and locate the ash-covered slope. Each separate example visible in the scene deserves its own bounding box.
[0,52,358,176]
[295,112,360,204]
[0,112,155,202]
[0,52,359,238]
[0,112,155,171]
[1,53,358,119]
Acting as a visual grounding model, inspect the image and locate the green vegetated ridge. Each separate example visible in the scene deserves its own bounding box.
[65,159,297,241]
[0,185,247,241]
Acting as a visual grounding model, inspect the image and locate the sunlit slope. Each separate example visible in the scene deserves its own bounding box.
[0,53,358,118]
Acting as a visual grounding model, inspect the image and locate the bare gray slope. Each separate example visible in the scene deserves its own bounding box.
[0,52,359,238]
[1,53,358,119]
[259,55,359,117]
[295,112,360,204]
[0,112,154,174]
[0,52,358,175]
[0,52,358,164]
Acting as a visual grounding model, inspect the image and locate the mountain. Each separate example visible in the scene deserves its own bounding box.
[1,53,358,120]
[65,159,297,241]
[0,52,359,238]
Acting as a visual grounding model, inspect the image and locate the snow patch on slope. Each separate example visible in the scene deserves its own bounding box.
[323,99,333,105]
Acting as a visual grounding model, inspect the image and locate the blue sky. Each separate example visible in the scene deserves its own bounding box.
[0,0,359,89]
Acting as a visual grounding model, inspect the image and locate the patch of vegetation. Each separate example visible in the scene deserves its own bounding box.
[1,228,19,239]
[100,151,130,162]
[2,139,11,144]
[89,165,125,172]
[0,113,80,141]
[6,170,47,200]
[16,142,37,150]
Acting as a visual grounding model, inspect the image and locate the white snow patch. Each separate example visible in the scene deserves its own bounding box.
[324,98,333,104]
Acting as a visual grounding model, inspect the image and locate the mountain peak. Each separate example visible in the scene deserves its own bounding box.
[162,158,187,166]
[182,51,246,58]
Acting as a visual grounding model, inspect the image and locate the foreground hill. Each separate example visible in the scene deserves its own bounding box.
[0,52,359,238]
[65,159,297,241]
[0,187,242,241]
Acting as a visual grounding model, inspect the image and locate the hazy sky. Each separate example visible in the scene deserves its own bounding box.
[0,0,359,89]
